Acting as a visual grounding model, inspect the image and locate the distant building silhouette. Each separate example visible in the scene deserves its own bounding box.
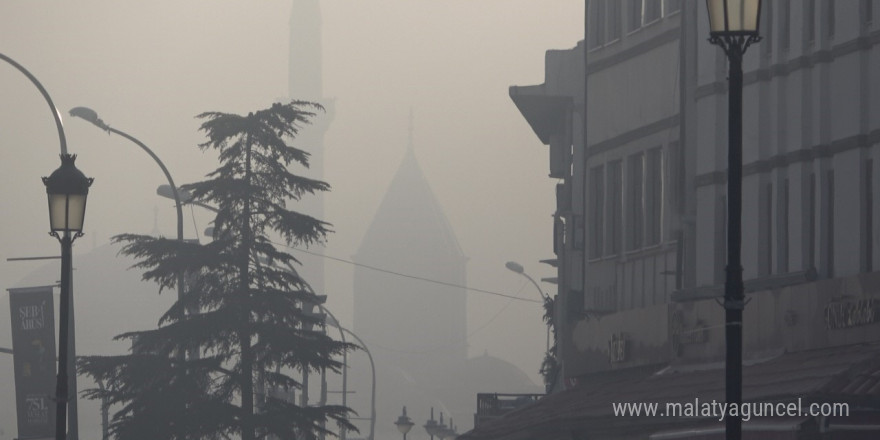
[350,130,539,438]
[353,143,468,363]
[287,0,333,295]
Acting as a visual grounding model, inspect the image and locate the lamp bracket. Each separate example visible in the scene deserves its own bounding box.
[708,34,762,59]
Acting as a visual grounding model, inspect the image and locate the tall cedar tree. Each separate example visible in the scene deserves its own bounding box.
[79,101,356,440]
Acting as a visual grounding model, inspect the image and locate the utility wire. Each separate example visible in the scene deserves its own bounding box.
[185,209,541,304]
[279,243,542,304]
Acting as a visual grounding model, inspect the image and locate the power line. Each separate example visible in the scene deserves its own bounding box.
[280,243,542,304]
[186,207,541,304]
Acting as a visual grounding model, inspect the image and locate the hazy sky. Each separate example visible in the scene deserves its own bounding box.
[0,0,583,435]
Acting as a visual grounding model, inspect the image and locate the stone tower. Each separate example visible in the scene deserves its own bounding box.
[349,123,474,438]
[288,0,333,295]
[353,128,468,365]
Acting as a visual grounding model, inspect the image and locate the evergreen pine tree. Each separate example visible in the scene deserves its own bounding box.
[79,101,355,440]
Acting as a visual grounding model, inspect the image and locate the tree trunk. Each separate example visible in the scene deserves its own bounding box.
[240,131,255,440]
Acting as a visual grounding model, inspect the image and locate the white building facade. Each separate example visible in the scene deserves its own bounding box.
[464,2,880,438]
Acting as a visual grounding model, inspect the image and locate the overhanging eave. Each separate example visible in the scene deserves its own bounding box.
[509,85,573,145]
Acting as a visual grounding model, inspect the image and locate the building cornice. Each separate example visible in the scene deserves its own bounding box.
[695,130,880,187]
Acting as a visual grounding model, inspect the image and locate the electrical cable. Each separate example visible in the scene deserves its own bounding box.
[279,243,542,304]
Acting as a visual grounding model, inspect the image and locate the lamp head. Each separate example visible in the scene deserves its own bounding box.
[505,261,524,274]
[156,184,194,203]
[706,0,762,36]
[424,408,439,437]
[69,106,111,131]
[43,154,93,234]
[395,406,414,435]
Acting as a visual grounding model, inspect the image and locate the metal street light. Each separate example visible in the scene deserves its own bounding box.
[394,406,415,440]
[0,53,68,155]
[2,52,81,439]
[424,408,440,440]
[439,417,457,440]
[323,309,376,440]
[505,261,552,352]
[435,412,448,440]
[504,261,550,301]
[68,107,188,322]
[705,1,762,439]
[44,154,93,440]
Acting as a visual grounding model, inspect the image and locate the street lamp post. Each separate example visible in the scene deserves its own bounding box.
[68,107,187,321]
[705,1,762,439]
[322,308,376,440]
[436,412,448,440]
[504,262,550,301]
[0,53,68,155]
[424,408,439,440]
[2,52,81,439]
[44,154,93,440]
[504,261,551,352]
[394,406,414,440]
[439,417,457,440]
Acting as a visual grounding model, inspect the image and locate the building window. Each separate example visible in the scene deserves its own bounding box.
[644,0,662,23]
[589,165,605,259]
[645,148,663,246]
[778,179,790,273]
[807,173,816,270]
[762,0,774,56]
[761,183,774,276]
[667,141,682,212]
[589,0,606,49]
[608,160,623,255]
[825,170,835,277]
[805,0,816,43]
[825,0,836,39]
[666,0,681,14]
[863,0,874,27]
[627,153,644,251]
[863,159,874,272]
[780,0,790,51]
[629,0,643,32]
[608,0,622,42]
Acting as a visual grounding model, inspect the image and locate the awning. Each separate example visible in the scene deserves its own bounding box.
[459,343,880,440]
[649,418,811,440]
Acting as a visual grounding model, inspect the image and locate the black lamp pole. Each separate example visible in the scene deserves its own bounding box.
[44,154,93,440]
[706,1,762,439]
[1,52,82,440]
[55,229,74,440]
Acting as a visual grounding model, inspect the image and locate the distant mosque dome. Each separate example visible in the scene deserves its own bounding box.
[452,351,540,393]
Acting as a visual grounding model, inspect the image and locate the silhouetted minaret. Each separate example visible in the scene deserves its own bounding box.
[289,0,322,101]
[288,0,333,296]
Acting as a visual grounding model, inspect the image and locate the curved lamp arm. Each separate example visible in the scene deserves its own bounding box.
[0,52,67,154]
[341,327,376,440]
[69,107,183,244]
[504,261,550,301]
[320,305,376,440]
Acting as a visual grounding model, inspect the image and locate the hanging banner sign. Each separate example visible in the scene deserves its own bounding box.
[9,286,57,440]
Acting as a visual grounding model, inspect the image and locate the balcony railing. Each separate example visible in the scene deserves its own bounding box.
[474,393,544,428]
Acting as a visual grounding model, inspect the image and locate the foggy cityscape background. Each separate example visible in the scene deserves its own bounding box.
[0,1,584,439]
